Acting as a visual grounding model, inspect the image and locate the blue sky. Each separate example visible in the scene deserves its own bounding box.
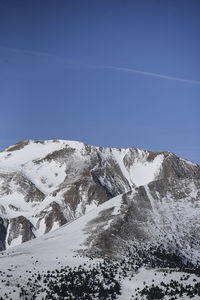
[0,0,199,163]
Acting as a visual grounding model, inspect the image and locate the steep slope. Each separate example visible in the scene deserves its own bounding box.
[0,139,199,249]
[82,177,200,265]
[2,177,200,264]
[0,177,200,299]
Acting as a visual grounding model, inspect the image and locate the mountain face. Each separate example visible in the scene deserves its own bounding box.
[0,139,199,251]
[0,177,200,299]
[0,139,200,299]
[81,177,200,265]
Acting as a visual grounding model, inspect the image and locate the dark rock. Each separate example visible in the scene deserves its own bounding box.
[7,216,35,246]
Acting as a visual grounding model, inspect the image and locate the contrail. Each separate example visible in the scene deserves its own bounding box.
[0,45,84,67]
[0,45,60,59]
[1,46,200,85]
[105,66,200,85]
[0,45,101,69]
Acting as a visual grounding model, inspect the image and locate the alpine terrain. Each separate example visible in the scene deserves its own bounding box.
[0,139,200,299]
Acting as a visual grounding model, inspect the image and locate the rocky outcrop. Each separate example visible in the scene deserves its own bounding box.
[6,216,35,247]
[0,171,45,202]
[3,139,30,152]
[0,217,7,251]
[36,201,67,234]
[160,153,200,179]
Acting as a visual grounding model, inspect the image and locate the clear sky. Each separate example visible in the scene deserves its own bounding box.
[0,0,199,164]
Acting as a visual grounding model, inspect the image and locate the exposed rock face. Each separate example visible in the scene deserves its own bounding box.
[0,217,7,251]
[0,171,45,202]
[82,178,200,264]
[160,153,199,179]
[0,139,199,249]
[6,216,35,247]
[36,201,67,234]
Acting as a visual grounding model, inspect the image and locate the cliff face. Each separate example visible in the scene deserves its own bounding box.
[0,217,7,251]
[0,139,199,249]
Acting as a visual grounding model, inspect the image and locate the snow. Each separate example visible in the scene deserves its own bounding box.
[0,139,200,299]
[50,220,60,231]
[142,181,200,263]
[0,140,66,170]
[0,177,200,299]
[35,218,46,236]
[0,139,86,194]
[8,235,22,248]
[101,148,164,188]
[0,192,130,298]
[130,154,164,186]
[111,148,134,188]
[119,267,200,300]
[145,185,162,229]
[0,193,123,268]
[85,200,98,213]
[180,158,197,167]
[23,160,66,194]
[0,139,198,252]
[0,191,33,218]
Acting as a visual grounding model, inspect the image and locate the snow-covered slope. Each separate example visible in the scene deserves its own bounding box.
[0,139,199,250]
[0,177,200,299]
[2,177,200,264]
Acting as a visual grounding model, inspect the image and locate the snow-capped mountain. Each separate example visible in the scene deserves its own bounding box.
[3,177,200,263]
[0,139,200,299]
[0,177,200,299]
[0,139,199,251]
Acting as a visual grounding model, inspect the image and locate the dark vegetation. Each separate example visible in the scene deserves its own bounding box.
[139,278,200,299]
[0,259,122,300]
[1,244,200,299]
